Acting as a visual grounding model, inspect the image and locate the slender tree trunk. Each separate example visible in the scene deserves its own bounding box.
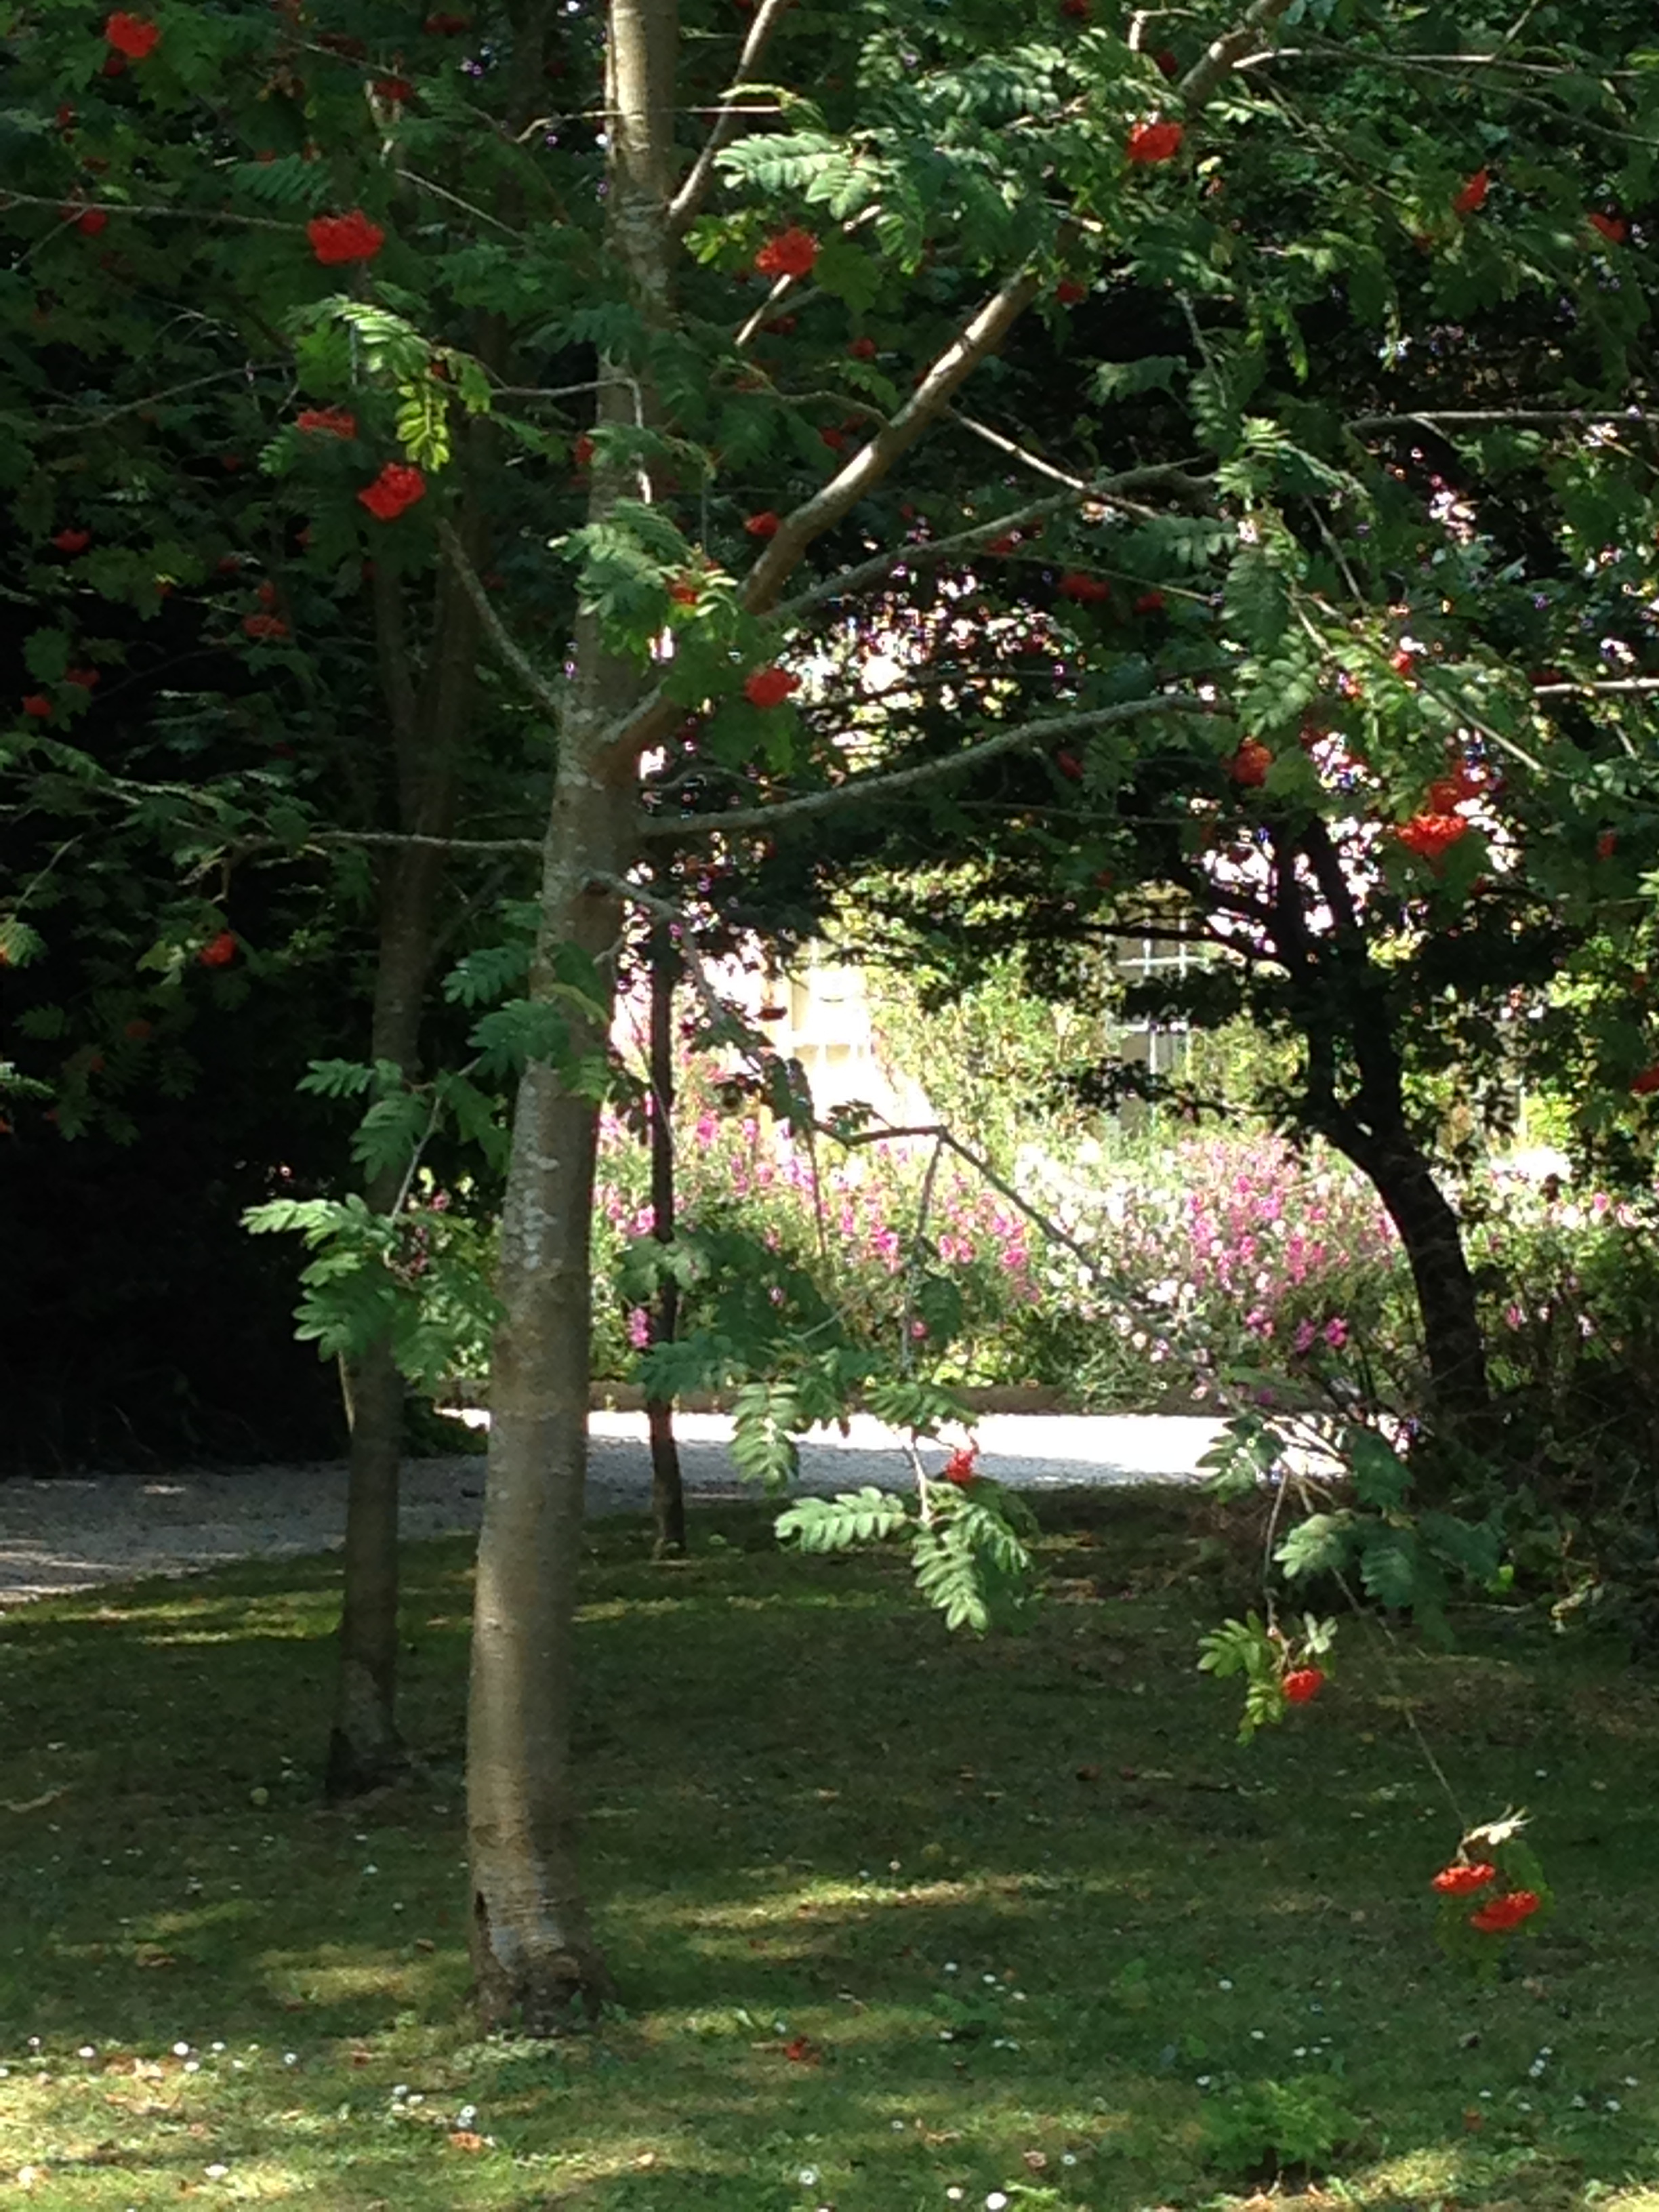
[645,913,686,1555]
[326,467,489,1800]
[325,860,440,1799]
[466,0,680,2026]
[467,660,635,2028]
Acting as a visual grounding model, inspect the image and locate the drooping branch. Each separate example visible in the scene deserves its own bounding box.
[638,693,1230,842]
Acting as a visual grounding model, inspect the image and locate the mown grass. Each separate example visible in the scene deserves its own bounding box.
[2,1485,1658,2211]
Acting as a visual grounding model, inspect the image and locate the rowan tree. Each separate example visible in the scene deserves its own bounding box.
[5,0,1656,2031]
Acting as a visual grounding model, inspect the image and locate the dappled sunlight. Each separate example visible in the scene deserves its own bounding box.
[4,1498,1658,2209]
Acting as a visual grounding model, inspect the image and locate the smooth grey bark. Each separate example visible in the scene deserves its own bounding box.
[466,0,680,2025]
[466,644,636,2026]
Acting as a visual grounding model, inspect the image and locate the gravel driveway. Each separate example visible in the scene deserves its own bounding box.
[0,1409,1226,1608]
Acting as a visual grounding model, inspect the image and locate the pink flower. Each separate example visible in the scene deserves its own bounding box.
[626,1307,652,1349]
[1322,1316,1349,1349]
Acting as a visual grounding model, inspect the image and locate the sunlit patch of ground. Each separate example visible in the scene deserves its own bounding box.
[1,1487,1656,2208]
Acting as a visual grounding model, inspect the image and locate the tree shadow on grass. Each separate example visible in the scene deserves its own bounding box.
[2,1498,1658,2208]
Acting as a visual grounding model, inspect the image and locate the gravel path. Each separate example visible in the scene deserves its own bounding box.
[0,1409,1227,1608]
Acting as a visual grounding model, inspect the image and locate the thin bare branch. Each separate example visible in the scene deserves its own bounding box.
[775,462,1218,621]
[950,411,1088,491]
[33,365,287,437]
[1350,407,1651,432]
[638,693,1228,842]
[1534,678,1659,695]
[403,170,525,237]
[435,518,567,726]
[670,0,798,232]
[255,828,543,858]
[3,189,299,234]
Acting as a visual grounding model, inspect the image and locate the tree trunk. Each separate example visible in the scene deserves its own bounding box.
[466,0,680,2028]
[645,914,686,1555]
[1275,821,1495,1460]
[326,475,488,1799]
[466,673,634,2028]
[1366,1138,1494,1439]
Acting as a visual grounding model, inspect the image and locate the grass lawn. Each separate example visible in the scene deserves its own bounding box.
[2,1483,1658,2211]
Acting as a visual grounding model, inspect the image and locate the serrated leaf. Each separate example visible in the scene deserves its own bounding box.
[1357,1526,1417,1609]
[1347,1427,1412,1511]
[1275,1511,1354,1581]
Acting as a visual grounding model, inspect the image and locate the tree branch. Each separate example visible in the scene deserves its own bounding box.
[1349,408,1650,432]
[4,189,300,236]
[34,365,287,437]
[948,411,1088,491]
[434,518,567,725]
[241,828,543,861]
[1534,677,1659,695]
[670,0,798,232]
[1179,0,1300,107]
[735,268,1046,615]
[638,693,1228,842]
[775,462,1216,621]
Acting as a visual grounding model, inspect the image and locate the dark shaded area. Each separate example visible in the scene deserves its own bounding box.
[0,1101,348,1474]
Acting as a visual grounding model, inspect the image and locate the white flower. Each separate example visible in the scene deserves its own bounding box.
[946,2193,964,2205]
[184,2060,201,2074]
[205,2165,228,2179]
[1217,1978,1233,1990]
[983,1974,997,1986]
[892,2119,906,2132]
[943,1962,958,1974]
[172,2043,190,2057]
[1250,2030,1265,2041]
[798,2168,819,2188]
[987,2196,1010,2211]
[78,2045,95,2059]
[1625,2076,1639,2087]
[1606,2099,1622,2112]
[457,2105,476,2125]
[283,2052,298,2066]
[1061,2152,1076,2165]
